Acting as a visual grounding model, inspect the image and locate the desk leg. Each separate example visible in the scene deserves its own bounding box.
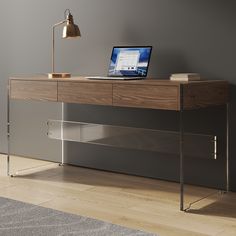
[7,82,10,176]
[60,102,65,166]
[226,103,229,192]
[180,85,184,211]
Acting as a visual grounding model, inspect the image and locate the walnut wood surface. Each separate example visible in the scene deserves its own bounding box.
[113,84,180,110]
[9,76,229,110]
[10,80,57,101]
[58,82,112,105]
[183,81,229,109]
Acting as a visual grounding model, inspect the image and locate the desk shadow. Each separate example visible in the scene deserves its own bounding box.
[14,164,181,194]
[13,163,236,218]
[13,164,232,205]
[187,192,236,219]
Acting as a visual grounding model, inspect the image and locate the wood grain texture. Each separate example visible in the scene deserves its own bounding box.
[58,82,113,105]
[10,80,57,101]
[9,77,229,110]
[183,81,229,109]
[1,155,236,236]
[113,84,180,110]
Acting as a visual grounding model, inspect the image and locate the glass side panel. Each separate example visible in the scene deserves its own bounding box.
[47,120,217,159]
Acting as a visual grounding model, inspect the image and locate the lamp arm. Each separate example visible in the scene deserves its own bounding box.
[52,20,67,73]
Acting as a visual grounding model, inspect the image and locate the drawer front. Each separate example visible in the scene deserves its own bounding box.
[10,80,57,101]
[58,82,112,105]
[183,81,229,109]
[113,84,179,110]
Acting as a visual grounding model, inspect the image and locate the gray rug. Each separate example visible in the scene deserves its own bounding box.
[0,197,157,236]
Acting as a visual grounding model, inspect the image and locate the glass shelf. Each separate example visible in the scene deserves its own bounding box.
[47,120,217,159]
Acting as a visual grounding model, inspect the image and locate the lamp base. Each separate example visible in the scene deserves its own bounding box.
[48,73,71,79]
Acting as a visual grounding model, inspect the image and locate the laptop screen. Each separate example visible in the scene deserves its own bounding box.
[108,46,152,77]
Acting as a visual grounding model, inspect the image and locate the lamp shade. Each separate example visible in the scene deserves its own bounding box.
[62,12,81,38]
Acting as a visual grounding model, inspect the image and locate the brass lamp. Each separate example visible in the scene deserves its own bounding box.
[48,9,81,79]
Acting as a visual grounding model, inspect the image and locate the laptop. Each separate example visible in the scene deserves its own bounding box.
[86,46,152,80]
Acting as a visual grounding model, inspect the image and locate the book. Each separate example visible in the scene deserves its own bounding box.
[170,73,201,81]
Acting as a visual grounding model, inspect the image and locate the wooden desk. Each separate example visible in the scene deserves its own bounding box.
[10,76,228,109]
[8,76,229,211]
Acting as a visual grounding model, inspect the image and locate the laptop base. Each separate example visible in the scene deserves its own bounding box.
[86,76,145,80]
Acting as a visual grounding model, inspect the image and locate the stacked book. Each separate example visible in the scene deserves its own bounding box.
[170,73,201,81]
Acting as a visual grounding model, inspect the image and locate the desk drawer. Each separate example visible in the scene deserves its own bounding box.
[10,80,57,101]
[113,84,179,110]
[58,82,112,105]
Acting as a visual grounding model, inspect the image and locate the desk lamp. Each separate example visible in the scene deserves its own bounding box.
[48,9,81,79]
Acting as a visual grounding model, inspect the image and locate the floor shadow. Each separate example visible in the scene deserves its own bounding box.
[14,164,181,194]
[186,193,236,218]
[13,164,235,206]
[9,162,236,218]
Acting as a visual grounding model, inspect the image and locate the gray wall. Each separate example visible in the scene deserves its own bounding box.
[0,0,236,190]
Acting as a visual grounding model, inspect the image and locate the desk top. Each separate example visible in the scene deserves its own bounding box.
[10,75,225,86]
[9,75,229,111]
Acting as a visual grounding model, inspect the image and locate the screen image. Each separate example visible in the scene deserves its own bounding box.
[108,47,152,77]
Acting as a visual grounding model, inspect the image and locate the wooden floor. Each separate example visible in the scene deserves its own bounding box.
[0,155,235,236]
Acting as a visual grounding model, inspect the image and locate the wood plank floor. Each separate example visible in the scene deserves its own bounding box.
[0,155,235,236]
